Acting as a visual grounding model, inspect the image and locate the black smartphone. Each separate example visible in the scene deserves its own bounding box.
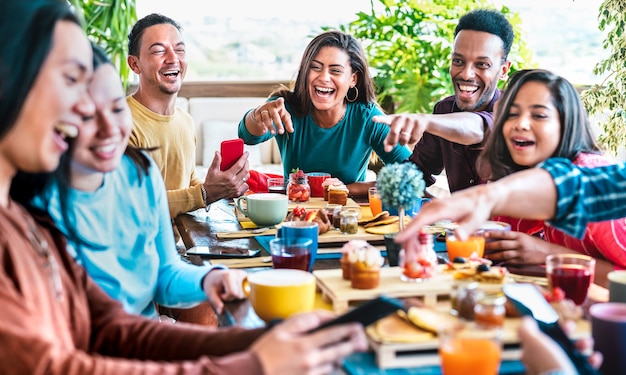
[503,283,600,375]
[186,246,260,259]
[309,295,405,333]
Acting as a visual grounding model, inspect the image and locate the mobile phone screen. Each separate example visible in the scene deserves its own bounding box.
[308,296,404,333]
[220,139,244,171]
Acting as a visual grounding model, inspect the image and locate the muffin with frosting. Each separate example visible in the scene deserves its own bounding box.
[322,178,344,201]
[327,184,350,206]
[340,240,384,289]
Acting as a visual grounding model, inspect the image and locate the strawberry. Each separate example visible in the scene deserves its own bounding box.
[292,206,306,217]
[551,287,566,302]
[304,210,317,222]
[403,262,424,279]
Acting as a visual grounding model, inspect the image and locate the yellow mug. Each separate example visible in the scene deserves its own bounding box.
[242,269,316,322]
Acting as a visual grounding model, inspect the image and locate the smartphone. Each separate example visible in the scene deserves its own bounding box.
[220,138,244,171]
[503,283,600,375]
[308,295,405,333]
[186,246,260,259]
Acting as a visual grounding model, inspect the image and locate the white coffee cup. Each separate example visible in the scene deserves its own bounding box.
[235,193,288,227]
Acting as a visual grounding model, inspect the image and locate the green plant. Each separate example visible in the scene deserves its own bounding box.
[580,0,626,156]
[67,0,137,90]
[376,163,425,231]
[337,0,536,114]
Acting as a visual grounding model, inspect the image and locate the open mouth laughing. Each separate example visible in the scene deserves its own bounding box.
[54,123,78,139]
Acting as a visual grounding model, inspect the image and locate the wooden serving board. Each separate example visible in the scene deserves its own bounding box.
[314,266,507,312]
[366,303,591,369]
[318,226,384,245]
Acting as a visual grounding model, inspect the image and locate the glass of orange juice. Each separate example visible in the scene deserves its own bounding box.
[368,187,383,216]
[446,231,485,260]
[439,323,502,375]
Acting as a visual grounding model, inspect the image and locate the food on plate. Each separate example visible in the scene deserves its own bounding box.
[367,313,435,343]
[340,240,384,288]
[406,306,462,333]
[541,286,583,321]
[445,255,509,284]
[358,211,390,226]
[327,184,349,205]
[322,177,343,200]
[285,206,331,234]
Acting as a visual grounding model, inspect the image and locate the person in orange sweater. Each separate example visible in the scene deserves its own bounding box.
[2,1,367,373]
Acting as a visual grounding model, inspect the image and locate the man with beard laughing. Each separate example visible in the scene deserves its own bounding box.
[375,9,514,195]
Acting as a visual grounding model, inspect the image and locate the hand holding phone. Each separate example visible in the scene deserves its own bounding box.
[308,295,405,333]
[503,284,600,375]
[220,138,244,171]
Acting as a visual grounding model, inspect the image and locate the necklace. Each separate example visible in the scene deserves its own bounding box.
[26,218,64,302]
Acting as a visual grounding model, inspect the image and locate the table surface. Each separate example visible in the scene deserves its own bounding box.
[173,199,602,375]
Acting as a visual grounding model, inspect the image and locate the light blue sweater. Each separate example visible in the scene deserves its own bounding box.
[33,154,216,318]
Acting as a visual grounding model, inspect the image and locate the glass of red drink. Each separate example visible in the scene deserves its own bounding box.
[267,177,286,194]
[546,253,595,305]
[270,237,313,272]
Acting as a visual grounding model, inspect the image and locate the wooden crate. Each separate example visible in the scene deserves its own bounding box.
[314,266,505,312]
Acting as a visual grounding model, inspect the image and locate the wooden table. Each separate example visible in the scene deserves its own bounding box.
[173,199,603,375]
[174,199,345,328]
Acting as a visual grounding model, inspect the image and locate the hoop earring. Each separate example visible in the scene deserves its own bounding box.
[346,86,358,103]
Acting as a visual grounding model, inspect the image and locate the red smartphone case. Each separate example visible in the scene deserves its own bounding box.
[220,138,244,171]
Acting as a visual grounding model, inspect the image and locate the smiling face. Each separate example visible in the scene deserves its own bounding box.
[70,63,132,184]
[129,23,186,96]
[1,20,93,177]
[307,46,357,116]
[502,81,562,167]
[450,30,510,111]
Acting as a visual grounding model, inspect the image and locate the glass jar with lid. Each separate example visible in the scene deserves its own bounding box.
[339,210,359,234]
[287,170,310,203]
[474,293,506,328]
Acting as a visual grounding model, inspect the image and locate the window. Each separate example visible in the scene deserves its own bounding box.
[137,0,605,85]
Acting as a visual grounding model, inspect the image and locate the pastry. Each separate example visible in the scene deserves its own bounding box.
[322,178,343,200]
[446,256,508,284]
[339,239,369,280]
[327,184,349,205]
[342,240,385,289]
[285,206,331,234]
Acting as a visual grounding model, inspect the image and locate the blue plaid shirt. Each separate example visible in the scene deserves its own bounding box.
[540,157,626,239]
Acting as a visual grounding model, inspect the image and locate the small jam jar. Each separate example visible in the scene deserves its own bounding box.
[287,172,310,203]
[340,210,359,234]
[452,281,481,321]
[474,293,506,328]
[324,204,342,230]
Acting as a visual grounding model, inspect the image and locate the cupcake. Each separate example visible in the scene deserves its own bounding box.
[322,178,343,201]
[340,240,384,289]
[327,184,349,206]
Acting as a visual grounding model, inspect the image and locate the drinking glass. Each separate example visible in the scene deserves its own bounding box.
[439,323,503,375]
[446,231,485,260]
[267,177,286,194]
[270,237,312,271]
[546,253,595,305]
[368,187,383,216]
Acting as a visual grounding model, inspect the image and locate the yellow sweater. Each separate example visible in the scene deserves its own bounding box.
[127,95,204,218]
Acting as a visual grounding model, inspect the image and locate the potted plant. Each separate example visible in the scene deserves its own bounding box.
[336,0,535,114]
[67,0,137,90]
[376,162,425,266]
[580,0,626,158]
